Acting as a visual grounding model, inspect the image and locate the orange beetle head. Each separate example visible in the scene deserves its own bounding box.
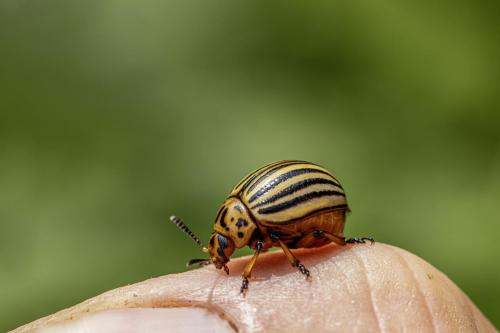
[206,232,235,274]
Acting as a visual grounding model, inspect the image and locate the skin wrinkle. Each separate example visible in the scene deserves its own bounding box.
[387,246,437,333]
[396,247,484,333]
[331,255,364,331]
[206,270,223,304]
[296,263,316,327]
[294,245,338,329]
[350,247,384,333]
[213,257,264,333]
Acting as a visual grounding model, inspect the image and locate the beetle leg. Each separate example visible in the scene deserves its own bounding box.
[346,237,375,244]
[312,230,346,246]
[277,239,310,279]
[241,241,263,294]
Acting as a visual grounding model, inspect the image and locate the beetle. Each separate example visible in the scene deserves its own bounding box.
[170,160,373,293]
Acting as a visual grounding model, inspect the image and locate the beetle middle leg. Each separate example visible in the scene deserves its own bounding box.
[241,241,263,294]
[271,233,310,278]
[345,237,375,244]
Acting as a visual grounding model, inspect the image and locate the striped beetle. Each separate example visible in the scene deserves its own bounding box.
[170,160,373,293]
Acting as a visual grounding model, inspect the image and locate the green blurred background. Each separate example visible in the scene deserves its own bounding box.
[1,1,499,331]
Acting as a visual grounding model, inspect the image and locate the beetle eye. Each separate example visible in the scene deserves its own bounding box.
[217,234,229,249]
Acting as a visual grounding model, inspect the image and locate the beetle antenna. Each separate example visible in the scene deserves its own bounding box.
[169,215,207,251]
[187,258,212,267]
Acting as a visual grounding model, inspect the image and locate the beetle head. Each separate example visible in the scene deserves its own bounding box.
[206,232,235,274]
[169,215,236,274]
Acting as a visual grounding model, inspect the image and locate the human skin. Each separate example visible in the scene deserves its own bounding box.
[11,243,497,333]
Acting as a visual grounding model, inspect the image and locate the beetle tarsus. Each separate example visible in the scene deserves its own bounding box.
[240,277,249,294]
[297,263,310,279]
[346,237,375,244]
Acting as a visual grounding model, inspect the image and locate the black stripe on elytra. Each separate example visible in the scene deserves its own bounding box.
[238,161,291,193]
[234,161,290,189]
[251,178,344,208]
[245,161,309,196]
[248,167,332,203]
[258,190,344,215]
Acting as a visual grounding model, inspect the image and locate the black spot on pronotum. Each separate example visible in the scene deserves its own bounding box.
[236,218,247,228]
[237,232,244,238]
[214,205,225,223]
[231,217,234,222]
[219,208,228,228]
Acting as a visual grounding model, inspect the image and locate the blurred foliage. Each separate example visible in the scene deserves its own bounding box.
[1,0,499,331]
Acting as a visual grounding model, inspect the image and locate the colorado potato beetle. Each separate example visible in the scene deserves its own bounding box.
[170,160,373,293]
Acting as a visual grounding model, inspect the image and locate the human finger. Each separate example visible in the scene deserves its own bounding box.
[11,243,497,333]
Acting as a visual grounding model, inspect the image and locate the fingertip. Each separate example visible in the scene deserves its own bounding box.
[39,308,235,333]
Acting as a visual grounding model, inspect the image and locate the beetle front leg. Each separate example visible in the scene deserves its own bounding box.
[241,241,263,294]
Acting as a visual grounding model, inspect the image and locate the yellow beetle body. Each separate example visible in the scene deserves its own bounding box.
[171,160,372,293]
[211,159,348,254]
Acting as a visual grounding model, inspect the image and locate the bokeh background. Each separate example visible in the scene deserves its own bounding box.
[1,1,499,331]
